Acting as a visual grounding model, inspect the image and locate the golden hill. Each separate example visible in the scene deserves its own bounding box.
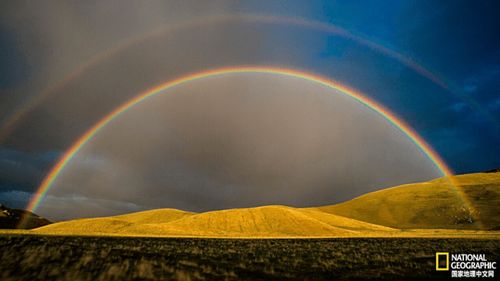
[31,172,500,237]
[33,208,194,235]
[316,172,500,230]
[111,208,194,224]
[34,205,394,237]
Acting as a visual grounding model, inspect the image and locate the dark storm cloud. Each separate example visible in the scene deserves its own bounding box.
[392,0,500,172]
[34,193,146,221]
[0,190,32,209]
[0,148,59,209]
[0,148,58,191]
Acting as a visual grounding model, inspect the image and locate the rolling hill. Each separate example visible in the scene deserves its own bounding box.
[316,172,500,230]
[31,208,194,235]
[29,172,500,237]
[33,205,394,237]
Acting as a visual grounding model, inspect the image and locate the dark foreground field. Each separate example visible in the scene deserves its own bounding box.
[0,235,498,281]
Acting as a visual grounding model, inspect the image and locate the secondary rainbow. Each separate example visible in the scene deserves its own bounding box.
[26,66,456,214]
[4,14,494,145]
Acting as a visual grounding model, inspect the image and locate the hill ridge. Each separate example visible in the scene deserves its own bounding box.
[34,205,393,237]
[318,172,500,230]
[31,172,500,237]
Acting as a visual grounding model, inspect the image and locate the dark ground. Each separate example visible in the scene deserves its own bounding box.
[0,235,498,281]
[0,204,51,229]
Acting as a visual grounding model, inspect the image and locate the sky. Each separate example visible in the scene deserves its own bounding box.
[0,0,499,220]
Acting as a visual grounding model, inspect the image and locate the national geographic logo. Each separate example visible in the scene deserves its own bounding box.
[435,252,496,278]
[436,252,449,271]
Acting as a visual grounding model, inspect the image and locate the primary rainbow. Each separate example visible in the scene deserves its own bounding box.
[25,66,455,214]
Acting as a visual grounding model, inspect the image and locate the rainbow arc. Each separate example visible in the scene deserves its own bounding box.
[21,66,480,229]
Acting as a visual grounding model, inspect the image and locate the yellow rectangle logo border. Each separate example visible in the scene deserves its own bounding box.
[436,252,449,271]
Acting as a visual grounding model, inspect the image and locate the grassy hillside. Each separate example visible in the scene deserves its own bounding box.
[111,208,195,223]
[316,172,500,230]
[34,205,394,237]
[34,208,194,235]
[31,172,499,237]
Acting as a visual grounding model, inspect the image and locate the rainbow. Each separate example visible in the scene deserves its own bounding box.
[22,66,467,227]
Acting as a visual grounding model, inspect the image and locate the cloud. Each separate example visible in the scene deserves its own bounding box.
[0,148,59,193]
[0,190,32,209]
[39,193,146,222]
[449,102,467,113]
[0,190,145,221]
